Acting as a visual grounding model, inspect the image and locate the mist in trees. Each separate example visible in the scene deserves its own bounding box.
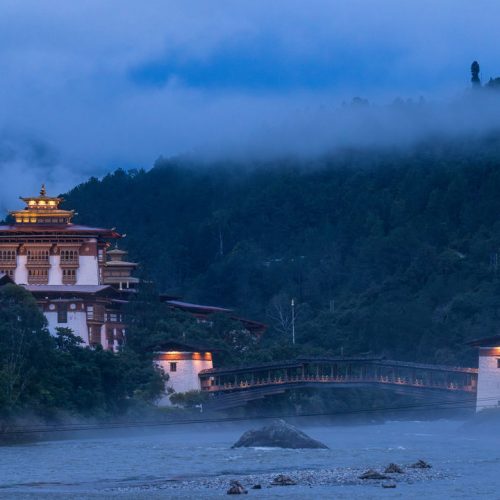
[60,132,500,367]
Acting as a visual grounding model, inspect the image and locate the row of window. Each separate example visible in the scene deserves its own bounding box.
[16,217,69,224]
[56,306,123,324]
[105,313,123,323]
[2,250,80,261]
[27,249,50,261]
[29,269,48,277]
[0,269,14,277]
[0,250,16,261]
[105,270,132,277]
[60,249,79,262]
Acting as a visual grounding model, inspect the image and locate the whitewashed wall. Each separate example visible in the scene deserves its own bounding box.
[154,354,213,406]
[44,310,90,344]
[14,255,28,284]
[48,255,63,285]
[476,350,500,411]
[77,256,99,285]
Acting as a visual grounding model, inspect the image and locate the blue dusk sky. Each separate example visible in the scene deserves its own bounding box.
[0,0,500,208]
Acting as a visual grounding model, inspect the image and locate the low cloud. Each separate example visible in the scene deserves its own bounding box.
[1,1,500,207]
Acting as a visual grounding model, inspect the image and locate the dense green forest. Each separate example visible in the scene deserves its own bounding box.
[63,134,500,367]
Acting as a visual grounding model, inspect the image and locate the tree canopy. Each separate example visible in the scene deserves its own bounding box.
[0,284,164,418]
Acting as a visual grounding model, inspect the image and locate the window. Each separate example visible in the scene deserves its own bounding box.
[60,249,78,263]
[0,249,16,262]
[27,249,49,262]
[28,268,48,284]
[57,304,67,324]
[62,268,76,284]
[87,305,94,320]
[497,359,500,369]
[169,362,177,372]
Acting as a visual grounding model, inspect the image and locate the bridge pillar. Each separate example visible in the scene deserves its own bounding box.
[476,347,500,411]
[467,336,500,411]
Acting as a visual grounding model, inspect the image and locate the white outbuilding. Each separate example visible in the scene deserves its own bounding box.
[469,335,500,411]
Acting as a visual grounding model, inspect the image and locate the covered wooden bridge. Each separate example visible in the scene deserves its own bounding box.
[198,356,478,410]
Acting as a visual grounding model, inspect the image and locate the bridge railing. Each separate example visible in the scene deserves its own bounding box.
[201,373,476,393]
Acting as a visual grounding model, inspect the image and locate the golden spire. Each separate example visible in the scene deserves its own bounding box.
[10,186,74,225]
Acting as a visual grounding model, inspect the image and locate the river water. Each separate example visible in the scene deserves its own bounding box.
[0,418,499,498]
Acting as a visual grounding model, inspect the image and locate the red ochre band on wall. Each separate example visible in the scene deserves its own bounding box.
[478,347,500,357]
[155,352,213,362]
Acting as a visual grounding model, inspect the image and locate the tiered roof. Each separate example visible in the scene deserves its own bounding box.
[10,184,74,224]
[0,185,121,238]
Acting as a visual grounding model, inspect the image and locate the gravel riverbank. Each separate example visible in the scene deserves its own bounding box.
[108,462,448,495]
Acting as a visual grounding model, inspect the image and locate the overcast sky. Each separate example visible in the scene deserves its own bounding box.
[1,1,500,209]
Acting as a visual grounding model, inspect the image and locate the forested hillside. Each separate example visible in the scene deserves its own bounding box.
[63,134,500,366]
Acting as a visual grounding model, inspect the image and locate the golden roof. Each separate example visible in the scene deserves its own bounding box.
[10,184,75,224]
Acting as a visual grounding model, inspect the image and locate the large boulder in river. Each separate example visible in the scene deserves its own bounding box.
[231,419,328,449]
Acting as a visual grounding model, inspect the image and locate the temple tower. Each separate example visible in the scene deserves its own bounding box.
[103,247,139,292]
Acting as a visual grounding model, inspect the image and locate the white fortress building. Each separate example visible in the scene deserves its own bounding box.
[0,185,136,351]
[0,185,263,403]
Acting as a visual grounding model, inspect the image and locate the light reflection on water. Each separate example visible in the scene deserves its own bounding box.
[0,419,499,498]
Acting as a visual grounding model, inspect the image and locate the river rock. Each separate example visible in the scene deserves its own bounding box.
[227,480,247,494]
[231,419,328,449]
[359,469,388,480]
[384,463,404,474]
[409,459,432,469]
[271,474,297,486]
[382,483,397,488]
[251,484,262,489]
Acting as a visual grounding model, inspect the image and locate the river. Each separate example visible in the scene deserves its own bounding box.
[0,418,498,498]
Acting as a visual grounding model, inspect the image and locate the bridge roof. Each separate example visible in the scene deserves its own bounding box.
[199,356,383,377]
[199,356,477,377]
[375,359,478,374]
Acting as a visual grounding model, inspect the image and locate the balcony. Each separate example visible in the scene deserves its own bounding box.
[0,259,16,267]
[28,275,48,285]
[62,275,77,285]
[26,259,50,267]
[60,258,79,267]
[86,311,105,323]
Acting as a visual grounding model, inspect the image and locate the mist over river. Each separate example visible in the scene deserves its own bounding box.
[1,419,499,498]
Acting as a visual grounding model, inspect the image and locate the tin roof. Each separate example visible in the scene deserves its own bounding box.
[166,299,232,313]
[466,335,500,347]
[23,284,115,295]
[0,224,121,238]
